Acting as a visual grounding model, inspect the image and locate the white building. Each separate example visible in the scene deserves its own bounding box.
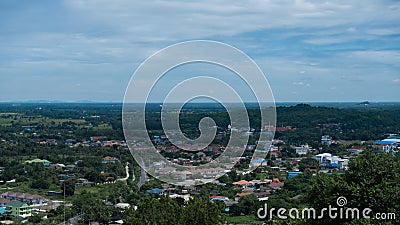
[295,144,309,155]
[315,153,332,164]
[321,135,332,146]
[338,159,349,170]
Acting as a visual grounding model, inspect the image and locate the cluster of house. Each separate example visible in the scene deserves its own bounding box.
[264,125,296,132]
[144,178,284,213]
[31,138,58,145]
[31,136,128,149]
[65,138,128,149]
[0,192,47,218]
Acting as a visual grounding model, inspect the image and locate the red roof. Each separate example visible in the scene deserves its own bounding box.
[0,198,10,204]
[233,180,251,185]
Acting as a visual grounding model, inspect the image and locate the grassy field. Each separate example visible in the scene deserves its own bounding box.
[225,215,263,225]
[0,114,87,126]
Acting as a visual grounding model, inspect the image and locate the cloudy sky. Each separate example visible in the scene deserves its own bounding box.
[0,0,399,102]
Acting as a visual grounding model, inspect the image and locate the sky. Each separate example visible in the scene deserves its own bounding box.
[0,0,399,103]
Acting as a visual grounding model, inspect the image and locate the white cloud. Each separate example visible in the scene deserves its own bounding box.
[345,50,400,65]
[64,0,400,41]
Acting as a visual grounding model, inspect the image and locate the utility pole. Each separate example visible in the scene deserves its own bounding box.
[64,182,66,225]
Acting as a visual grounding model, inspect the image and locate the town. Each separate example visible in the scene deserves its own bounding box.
[0,103,399,224]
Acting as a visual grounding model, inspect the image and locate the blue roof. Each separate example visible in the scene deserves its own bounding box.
[374,141,397,145]
[146,188,164,194]
[0,207,5,214]
[287,172,302,178]
[251,159,267,163]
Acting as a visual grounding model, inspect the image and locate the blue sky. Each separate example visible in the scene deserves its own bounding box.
[0,0,399,102]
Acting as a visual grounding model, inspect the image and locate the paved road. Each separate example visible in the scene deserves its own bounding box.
[58,214,84,225]
[137,160,147,189]
[117,163,130,182]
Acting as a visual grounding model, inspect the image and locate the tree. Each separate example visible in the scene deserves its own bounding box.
[230,194,260,216]
[28,213,42,223]
[122,195,225,225]
[182,197,225,225]
[298,157,319,172]
[61,180,75,196]
[306,151,400,225]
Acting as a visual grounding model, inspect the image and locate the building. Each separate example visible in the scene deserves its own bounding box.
[321,135,332,146]
[0,192,47,206]
[315,153,342,168]
[233,180,251,189]
[25,158,51,167]
[146,188,164,195]
[0,198,10,207]
[0,198,10,215]
[338,159,349,170]
[374,135,399,153]
[287,171,302,178]
[5,201,32,218]
[102,156,120,164]
[295,144,309,155]
[374,135,400,146]
[269,178,284,190]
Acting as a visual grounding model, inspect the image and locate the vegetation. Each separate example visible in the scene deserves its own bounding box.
[0,103,400,224]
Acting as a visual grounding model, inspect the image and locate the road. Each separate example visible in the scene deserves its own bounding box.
[58,214,84,225]
[137,159,147,189]
[117,163,130,182]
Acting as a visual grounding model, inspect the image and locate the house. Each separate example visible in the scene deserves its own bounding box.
[264,126,295,132]
[48,163,65,170]
[172,170,192,180]
[250,158,267,167]
[76,178,93,186]
[253,191,271,201]
[46,191,63,197]
[321,135,332,146]
[90,136,107,142]
[269,178,284,190]
[65,139,76,146]
[115,203,131,210]
[0,192,47,206]
[5,201,32,218]
[250,179,271,187]
[347,146,364,155]
[0,198,10,207]
[210,196,229,202]
[25,158,51,167]
[287,171,302,178]
[66,165,75,171]
[295,144,309,155]
[338,159,349,170]
[0,198,10,215]
[233,180,251,189]
[102,156,120,164]
[146,188,164,195]
[235,192,253,201]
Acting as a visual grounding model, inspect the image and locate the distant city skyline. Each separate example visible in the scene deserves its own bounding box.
[0,0,399,102]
